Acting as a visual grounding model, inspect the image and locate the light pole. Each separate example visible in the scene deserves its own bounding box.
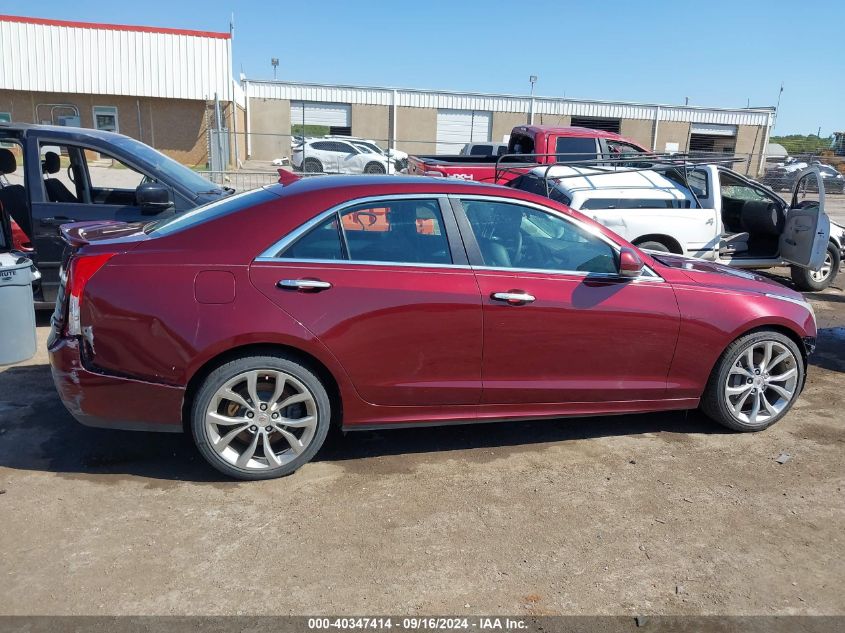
[271,58,279,80]
[529,75,538,125]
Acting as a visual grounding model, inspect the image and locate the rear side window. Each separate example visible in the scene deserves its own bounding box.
[555,137,598,162]
[469,145,493,156]
[278,199,452,265]
[147,188,278,236]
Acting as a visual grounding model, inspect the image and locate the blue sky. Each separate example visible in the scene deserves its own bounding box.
[4,0,843,136]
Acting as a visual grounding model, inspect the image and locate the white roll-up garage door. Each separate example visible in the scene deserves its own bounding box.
[436,109,492,153]
[290,102,351,128]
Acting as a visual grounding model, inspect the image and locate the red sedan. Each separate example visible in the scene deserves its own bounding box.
[48,176,817,480]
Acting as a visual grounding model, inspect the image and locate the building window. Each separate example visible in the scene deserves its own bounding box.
[93,106,118,133]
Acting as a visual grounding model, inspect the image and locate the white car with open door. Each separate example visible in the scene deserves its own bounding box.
[511,164,834,290]
[291,139,394,175]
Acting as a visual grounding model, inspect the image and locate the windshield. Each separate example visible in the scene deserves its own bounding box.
[353,143,377,154]
[109,135,223,196]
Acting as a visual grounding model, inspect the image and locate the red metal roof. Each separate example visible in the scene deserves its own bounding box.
[0,14,230,39]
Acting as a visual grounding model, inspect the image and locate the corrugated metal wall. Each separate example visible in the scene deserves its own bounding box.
[246,80,773,127]
[0,17,232,101]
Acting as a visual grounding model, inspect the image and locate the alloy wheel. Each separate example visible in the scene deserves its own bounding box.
[724,340,799,426]
[204,369,318,471]
[809,251,834,283]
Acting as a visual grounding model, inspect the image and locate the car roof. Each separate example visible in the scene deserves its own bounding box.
[529,165,689,199]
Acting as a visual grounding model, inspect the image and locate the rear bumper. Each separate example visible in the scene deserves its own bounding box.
[48,336,184,433]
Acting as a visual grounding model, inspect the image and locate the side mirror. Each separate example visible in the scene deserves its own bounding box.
[136,182,173,213]
[618,247,644,278]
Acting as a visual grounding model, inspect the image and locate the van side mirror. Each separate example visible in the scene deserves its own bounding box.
[136,182,173,213]
[618,247,644,278]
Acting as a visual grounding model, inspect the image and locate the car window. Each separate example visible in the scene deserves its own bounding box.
[336,143,356,154]
[721,173,774,203]
[340,199,451,264]
[555,137,598,162]
[580,198,691,210]
[470,145,494,156]
[280,215,345,261]
[311,141,331,151]
[461,199,617,274]
[87,150,147,191]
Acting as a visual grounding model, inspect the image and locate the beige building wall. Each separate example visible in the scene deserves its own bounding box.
[0,89,209,165]
[352,104,389,144]
[248,98,291,161]
[655,120,691,153]
[534,113,572,127]
[734,124,767,176]
[395,106,437,155]
[492,112,527,144]
[620,119,655,149]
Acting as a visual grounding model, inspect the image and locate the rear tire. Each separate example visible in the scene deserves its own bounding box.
[191,355,332,480]
[700,330,803,432]
[364,161,386,174]
[635,240,671,253]
[791,242,840,291]
[302,158,323,173]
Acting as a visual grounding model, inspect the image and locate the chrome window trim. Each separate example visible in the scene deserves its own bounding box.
[450,194,665,282]
[257,191,664,282]
[254,257,473,270]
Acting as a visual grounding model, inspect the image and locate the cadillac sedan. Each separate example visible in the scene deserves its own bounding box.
[48,176,817,479]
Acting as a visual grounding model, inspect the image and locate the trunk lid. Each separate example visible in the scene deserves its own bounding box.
[51,221,149,335]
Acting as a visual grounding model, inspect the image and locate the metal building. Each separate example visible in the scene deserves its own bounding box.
[244,80,775,175]
[0,14,241,166]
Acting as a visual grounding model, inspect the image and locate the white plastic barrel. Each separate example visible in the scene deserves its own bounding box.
[0,252,38,365]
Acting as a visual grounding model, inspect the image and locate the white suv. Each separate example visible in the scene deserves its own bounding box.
[292,139,394,174]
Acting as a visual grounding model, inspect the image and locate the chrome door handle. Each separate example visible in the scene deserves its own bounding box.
[277,279,332,291]
[491,291,535,304]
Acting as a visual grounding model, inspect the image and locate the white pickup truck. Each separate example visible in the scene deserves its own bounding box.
[510,164,838,290]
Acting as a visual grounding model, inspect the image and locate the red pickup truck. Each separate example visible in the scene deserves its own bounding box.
[406,125,649,184]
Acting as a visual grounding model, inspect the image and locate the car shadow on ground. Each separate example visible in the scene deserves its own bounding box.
[0,362,732,484]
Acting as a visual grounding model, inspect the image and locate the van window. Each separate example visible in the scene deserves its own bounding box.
[580,198,691,210]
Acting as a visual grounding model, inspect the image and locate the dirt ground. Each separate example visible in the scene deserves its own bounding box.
[0,269,843,616]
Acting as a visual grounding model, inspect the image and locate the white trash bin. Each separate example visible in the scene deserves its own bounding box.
[0,252,38,365]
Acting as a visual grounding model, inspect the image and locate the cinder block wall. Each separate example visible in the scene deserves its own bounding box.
[620,119,655,149]
[352,104,390,144]
[655,121,691,153]
[248,98,291,161]
[492,112,527,144]
[0,90,209,166]
[395,107,437,155]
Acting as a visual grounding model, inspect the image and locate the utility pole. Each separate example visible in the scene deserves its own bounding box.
[528,75,538,125]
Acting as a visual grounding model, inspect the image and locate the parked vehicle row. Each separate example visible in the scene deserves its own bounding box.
[407,125,649,184]
[49,174,819,480]
[764,159,845,193]
[291,136,407,174]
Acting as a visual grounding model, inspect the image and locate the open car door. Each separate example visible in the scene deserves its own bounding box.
[780,167,831,270]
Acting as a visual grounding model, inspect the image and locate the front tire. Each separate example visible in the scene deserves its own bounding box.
[191,355,332,480]
[791,242,840,291]
[363,161,386,174]
[700,331,803,432]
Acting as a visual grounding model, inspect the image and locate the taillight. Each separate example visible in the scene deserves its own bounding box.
[65,253,115,336]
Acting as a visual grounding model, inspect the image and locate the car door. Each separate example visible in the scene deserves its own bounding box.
[249,195,483,407]
[335,141,363,174]
[452,195,680,406]
[781,168,831,270]
[29,142,176,302]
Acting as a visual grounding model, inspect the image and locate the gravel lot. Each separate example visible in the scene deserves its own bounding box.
[0,267,843,616]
